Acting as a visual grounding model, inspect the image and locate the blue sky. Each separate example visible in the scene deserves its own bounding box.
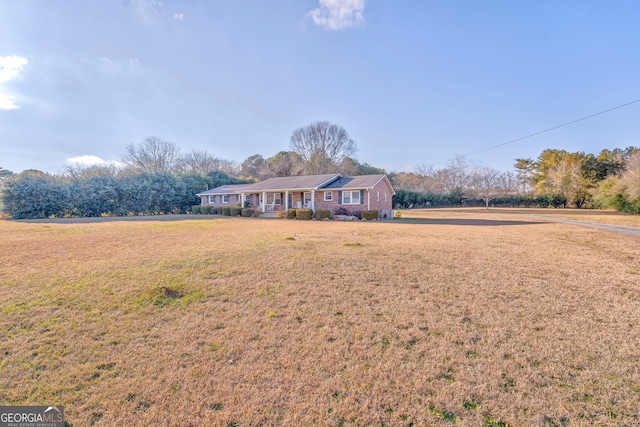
[1,0,640,174]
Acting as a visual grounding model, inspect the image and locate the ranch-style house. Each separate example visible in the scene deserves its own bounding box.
[197,173,395,217]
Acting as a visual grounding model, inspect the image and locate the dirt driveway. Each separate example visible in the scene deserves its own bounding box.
[510,214,640,237]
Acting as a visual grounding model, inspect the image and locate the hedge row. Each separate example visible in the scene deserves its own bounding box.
[1,170,248,219]
[361,210,379,220]
[194,205,259,217]
[295,209,313,220]
[314,209,331,220]
[194,206,381,221]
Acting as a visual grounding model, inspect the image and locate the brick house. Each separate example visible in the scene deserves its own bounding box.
[197,173,395,218]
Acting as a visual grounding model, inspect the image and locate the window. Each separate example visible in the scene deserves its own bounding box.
[376,191,380,202]
[384,193,387,202]
[324,191,333,201]
[342,190,360,204]
[222,195,230,204]
[303,192,312,207]
[208,195,216,204]
[266,193,282,205]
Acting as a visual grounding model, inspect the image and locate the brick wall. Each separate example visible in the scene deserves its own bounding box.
[312,180,394,213]
[367,179,393,211]
[201,194,241,207]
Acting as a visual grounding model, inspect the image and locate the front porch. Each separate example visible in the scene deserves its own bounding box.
[241,191,314,213]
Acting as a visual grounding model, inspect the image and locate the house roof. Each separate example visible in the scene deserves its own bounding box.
[197,173,395,196]
[322,174,395,194]
[243,173,341,192]
[196,184,254,196]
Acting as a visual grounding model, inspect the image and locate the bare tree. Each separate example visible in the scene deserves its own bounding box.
[63,163,119,179]
[428,155,478,195]
[620,150,640,198]
[469,167,516,209]
[122,136,181,174]
[177,150,218,175]
[212,158,240,176]
[290,121,357,174]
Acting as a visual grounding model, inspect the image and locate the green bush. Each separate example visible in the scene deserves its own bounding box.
[241,208,255,217]
[229,207,242,216]
[191,205,201,214]
[222,206,231,216]
[200,206,211,214]
[314,209,331,220]
[286,208,297,219]
[361,210,379,220]
[295,209,313,220]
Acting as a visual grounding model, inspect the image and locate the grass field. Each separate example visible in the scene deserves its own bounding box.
[1,209,640,426]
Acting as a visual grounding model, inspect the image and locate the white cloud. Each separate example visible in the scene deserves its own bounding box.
[66,155,123,168]
[0,55,28,110]
[306,0,365,30]
[173,12,184,21]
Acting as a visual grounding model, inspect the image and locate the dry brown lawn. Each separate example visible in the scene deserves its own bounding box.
[1,210,640,426]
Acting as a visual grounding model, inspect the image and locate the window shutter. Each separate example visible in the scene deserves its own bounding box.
[338,191,342,204]
[360,190,364,204]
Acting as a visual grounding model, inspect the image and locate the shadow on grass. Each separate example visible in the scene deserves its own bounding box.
[15,214,221,224]
[16,215,543,227]
[388,218,542,226]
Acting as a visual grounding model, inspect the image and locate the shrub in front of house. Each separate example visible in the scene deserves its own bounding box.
[222,207,231,216]
[230,207,242,216]
[332,207,361,219]
[192,205,201,214]
[295,209,313,220]
[200,206,211,214]
[241,208,254,217]
[332,207,349,216]
[361,210,379,221]
[314,209,331,220]
[286,208,297,219]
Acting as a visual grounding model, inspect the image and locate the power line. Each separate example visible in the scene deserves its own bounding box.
[428,97,640,166]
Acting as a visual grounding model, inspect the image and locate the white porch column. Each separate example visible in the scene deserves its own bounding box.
[285,191,289,210]
[311,190,315,211]
[241,193,245,208]
[261,192,266,211]
[367,190,371,210]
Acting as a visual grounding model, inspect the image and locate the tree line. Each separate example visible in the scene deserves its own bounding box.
[390,147,640,213]
[2,119,640,218]
[0,121,373,219]
[1,169,246,219]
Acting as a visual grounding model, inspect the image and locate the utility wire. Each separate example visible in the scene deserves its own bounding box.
[428,97,640,166]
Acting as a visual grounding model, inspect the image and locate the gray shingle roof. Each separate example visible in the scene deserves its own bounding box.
[196,184,254,196]
[197,173,394,196]
[322,174,387,190]
[243,173,340,191]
